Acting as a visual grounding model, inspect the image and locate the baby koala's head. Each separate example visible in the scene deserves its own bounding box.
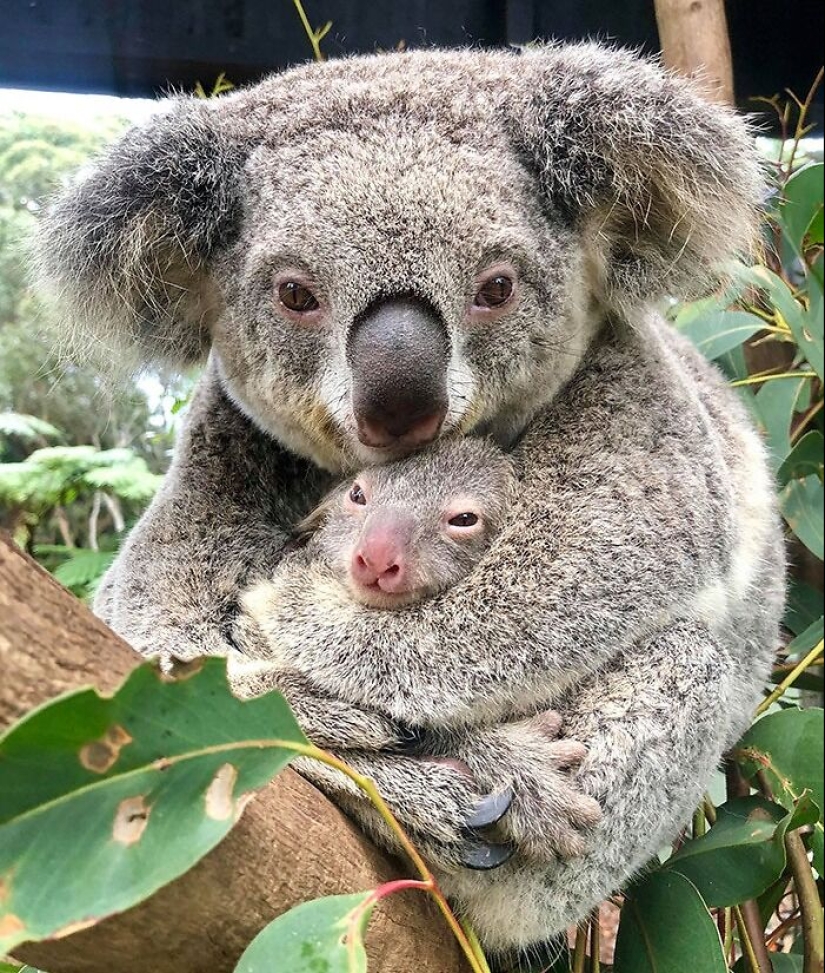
[297,438,515,609]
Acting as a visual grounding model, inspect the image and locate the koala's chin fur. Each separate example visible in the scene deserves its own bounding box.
[35,43,783,958]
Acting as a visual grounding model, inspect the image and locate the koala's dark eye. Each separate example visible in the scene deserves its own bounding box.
[448,512,479,528]
[278,281,320,313]
[349,483,367,505]
[474,275,514,309]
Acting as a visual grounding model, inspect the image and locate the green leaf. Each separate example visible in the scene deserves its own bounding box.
[733,955,803,973]
[0,658,307,954]
[785,581,824,635]
[786,615,825,658]
[754,376,809,470]
[780,164,825,255]
[234,892,373,973]
[779,474,824,559]
[777,431,824,485]
[664,796,817,906]
[51,548,116,591]
[675,307,766,361]
[613,870,726,973]
[736,708,824,874]
[0,412,62,442]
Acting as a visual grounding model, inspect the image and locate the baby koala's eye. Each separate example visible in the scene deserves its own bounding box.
[349,483,367,506]
[448,512,479,528]
[473,275,514,309]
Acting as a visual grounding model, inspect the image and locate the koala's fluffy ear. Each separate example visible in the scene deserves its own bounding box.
[34,100,245,369]
[507,43,765,311]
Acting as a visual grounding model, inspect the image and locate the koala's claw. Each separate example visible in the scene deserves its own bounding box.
[459,837,517,871]
[465,785,515,830]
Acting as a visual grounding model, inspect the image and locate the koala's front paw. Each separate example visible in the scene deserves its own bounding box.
[296,751,516,872]
[459,711,603,863]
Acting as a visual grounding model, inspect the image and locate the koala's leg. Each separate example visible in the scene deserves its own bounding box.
[94,363,332,661]
[437,621,744,953]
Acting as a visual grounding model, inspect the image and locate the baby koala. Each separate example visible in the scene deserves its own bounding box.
[293,437,515,610]
[229,434,516,736]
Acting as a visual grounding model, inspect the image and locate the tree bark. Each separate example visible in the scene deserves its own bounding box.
[654,0,735,105]
[0,534,467,973]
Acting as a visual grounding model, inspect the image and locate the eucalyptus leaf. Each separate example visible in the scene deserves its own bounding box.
[777,431,824,485]
[733,954,803,973]
[780,474,825,560]
[785,581,824,635]
[0,658,307,954]
[613,870,726,973]
[664,796,816,907]
[780,164,824,256]
[676,308,766,361]
[736,708,824,874]
[234,892,373,973]
[754,376,809,470]
[785,615,825,658]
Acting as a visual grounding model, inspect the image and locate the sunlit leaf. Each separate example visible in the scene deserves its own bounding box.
[780,163,824,255]
[675,308,766,361]
[754,376,809,470]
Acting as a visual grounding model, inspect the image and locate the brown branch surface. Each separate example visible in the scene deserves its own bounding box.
[654,0,735,104]
[0,534,467,973]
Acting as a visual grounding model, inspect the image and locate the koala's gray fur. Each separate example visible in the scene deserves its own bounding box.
[35,42,783,960]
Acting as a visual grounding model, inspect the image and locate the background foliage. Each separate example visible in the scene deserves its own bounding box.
[0,51,822,973]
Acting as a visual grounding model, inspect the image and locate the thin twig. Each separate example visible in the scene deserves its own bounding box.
[589,915,601,973]
[757,640,824,715]
[786,68,824,176]
[729,370,817,388]
[572,922,588,973]
[785,830,824,973]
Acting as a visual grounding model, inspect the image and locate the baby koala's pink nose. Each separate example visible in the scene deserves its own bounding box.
[352,526,408,593]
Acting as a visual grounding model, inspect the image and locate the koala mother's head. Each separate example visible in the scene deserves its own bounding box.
[36,44,763,471]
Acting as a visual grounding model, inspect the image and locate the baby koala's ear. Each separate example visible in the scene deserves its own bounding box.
[34,98,247,370]
[291,487,345,546]
[505,42,766,314]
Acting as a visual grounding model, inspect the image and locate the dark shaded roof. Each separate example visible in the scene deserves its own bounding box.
[1,1,822,131]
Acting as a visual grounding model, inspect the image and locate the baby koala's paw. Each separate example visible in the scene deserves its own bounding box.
[460,710,603,863]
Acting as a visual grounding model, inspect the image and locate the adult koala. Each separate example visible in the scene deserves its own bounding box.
[37,44,783,961]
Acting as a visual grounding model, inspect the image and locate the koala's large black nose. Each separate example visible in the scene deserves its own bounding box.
[348,296,449,448]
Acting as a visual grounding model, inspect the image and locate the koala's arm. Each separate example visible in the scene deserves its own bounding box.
[438,620,748,949]
[95,360,331,660]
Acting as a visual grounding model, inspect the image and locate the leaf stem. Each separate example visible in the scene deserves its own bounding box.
[733,905,765,973]
[757,640,824,715]
[300,744,491,973]
[589,914,601,973]
[729,371,817,388]
[785,830,824,973]
[572,923,588,973]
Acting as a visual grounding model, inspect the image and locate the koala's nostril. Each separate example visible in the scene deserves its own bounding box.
[357,407,446,449]
[404,409,445,446]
